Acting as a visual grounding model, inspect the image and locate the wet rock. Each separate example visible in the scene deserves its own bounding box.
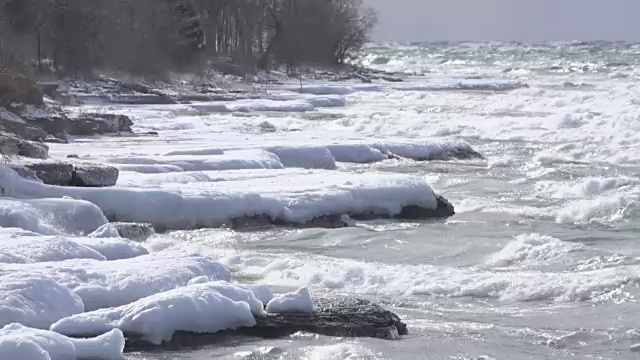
[246,297,407,340]
[110,222,155,241]
[73,163,119,187]
[124,297,406,351]
[350,194,455,221]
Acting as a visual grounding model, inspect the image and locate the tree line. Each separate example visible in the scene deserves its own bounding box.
[0,0,377,78]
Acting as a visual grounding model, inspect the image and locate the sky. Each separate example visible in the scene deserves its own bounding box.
[365,0,640,42]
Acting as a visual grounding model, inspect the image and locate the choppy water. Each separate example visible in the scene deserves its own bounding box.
[129,42,640,359]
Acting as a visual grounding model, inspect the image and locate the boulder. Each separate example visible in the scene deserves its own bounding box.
[67,113,133,135]
[110,222,156,241]
[124,297,407,350]
[73,163,119,187]
[11,160,119,187]
[349,194,455,221]
[0,133,48,159]
[15,161,74,185]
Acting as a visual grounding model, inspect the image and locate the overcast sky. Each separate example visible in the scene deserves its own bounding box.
[365,0,640,42]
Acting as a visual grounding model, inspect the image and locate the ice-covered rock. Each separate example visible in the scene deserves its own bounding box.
[52,281,263,345]
[266,287,314,314]
[0,323,125,360]
[0,197,108,235]
[265,146,337,170]
[0,273,84,329]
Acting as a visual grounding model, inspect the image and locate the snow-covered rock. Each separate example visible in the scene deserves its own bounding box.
[266,287,314,314]
[2,251,231,311]
[0,273,84,329]
[0,197,107,235]
[0,323,125,360]
[52,281,263,345]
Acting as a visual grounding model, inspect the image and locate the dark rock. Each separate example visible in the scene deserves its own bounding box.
[398,194,455,219]
[0,134,49,159]
[73,163,119,187]
[124,297,406,351]
[247,297,407,340]
[67,154,79,158]
[350,194,455,221]
[68,113,133,135]
[110,222,155,241]
[16,161,74,185]
[25,116,70,137]
[144,131,159,136]
[38,82,61,99]
[11,160,119,187]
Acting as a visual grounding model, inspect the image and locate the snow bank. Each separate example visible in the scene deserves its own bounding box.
[106,150,284,172]
[286,84,382,95]
[0,228,147,263]
[2,251,231,311]
[52,281,263,345]
[395,80,525,92]
[0,324,124,360]
[0,273,84,329]
[266,287,314,313]
[0,198,107,235]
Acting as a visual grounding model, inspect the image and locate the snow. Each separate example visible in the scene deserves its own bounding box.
[266,287,314,314]
[72,237,148,261]
[51,281,263,345]
[0,198,107,236]
[0,227,147,263]
[0,323,125,360]
[105,150,284,172]
[0,273,84,329]
[2,251,231,311]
